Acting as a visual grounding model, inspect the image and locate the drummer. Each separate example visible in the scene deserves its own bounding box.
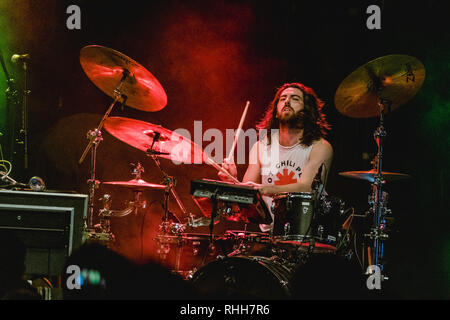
[218,82,333,231]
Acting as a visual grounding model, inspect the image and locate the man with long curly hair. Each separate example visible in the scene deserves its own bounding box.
[219,82,333,231]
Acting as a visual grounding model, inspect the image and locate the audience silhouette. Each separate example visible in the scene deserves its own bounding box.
[290,253,369,300]
[62,242,197,300]
[0,230,41,300]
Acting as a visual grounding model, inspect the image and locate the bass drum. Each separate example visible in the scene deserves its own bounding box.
[190,255,292,299]
[155,233,220,279]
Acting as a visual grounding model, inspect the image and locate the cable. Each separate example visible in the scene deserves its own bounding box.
[353,233,364,270]
[0,159,12,177]
[336,207,355,250]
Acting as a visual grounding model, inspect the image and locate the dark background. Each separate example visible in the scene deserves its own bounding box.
[0,0,449,299]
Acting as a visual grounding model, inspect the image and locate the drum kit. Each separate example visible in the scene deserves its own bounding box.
[78,45,425,297]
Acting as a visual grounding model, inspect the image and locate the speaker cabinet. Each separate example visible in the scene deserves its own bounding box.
[0,190,88,277]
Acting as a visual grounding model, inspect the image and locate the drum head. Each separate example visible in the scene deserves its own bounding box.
[190,256,291,299]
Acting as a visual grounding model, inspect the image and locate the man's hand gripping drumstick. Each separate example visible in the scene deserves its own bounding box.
[217,101,261,189]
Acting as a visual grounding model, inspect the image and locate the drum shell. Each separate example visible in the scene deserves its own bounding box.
[155,233,219,273]
[272,192,315,238]
[190,255,292,299]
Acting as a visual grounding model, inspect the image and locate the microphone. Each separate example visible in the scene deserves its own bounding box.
[11,53,30,63]
[312,164,323,187]
[311,163,325,200]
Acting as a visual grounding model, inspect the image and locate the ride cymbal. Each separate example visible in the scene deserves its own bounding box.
[339,170,412,183]
[104,117,206,164]
[102,179,166,190]
[80,45,167,111]
[335,54,425,118]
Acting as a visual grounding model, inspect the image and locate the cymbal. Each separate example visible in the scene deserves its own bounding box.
[335,54,425,118]
[80,45,167,111]
[104,117,206,164]
[339,170,412,183]
[102,179,166,190]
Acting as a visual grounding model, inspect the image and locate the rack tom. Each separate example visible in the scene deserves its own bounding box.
[271,192,344,253]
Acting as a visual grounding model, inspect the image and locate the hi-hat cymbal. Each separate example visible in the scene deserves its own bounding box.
[102,179,166,190]
[80,45,167,111]
[335,54,425,118]
[339,170,412,183]
[104,117,206,164]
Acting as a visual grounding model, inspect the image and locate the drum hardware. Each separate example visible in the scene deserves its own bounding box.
[190,255,294,299]
[145,133,187,233]
[103,117,233,275]
[317,225,324,239]
[186,214,218,228]
[159,222,186,235]
[143,133,224,276]
[221,229,272,258]
[78,45,167,238]
[335,54,425,283]
[79,74,127,233]
[190,179,272,224]
[284,222,291,236]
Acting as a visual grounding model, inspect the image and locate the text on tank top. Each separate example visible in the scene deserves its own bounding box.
[258,133,314,232]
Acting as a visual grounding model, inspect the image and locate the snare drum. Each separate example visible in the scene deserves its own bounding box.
[155,233,220,277]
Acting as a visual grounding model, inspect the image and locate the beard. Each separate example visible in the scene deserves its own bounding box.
[277,109,305,129]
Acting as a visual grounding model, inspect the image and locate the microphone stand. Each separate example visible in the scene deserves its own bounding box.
[19,58,30,170]
[0,52,19,169]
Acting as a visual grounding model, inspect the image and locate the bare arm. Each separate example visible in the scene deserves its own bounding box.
[218,141,262,183]
[258,138,333,195]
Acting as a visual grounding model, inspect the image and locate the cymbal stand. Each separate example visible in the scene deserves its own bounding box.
[79,68,129,231]
[366,97,391,280]
[146,140,187,235]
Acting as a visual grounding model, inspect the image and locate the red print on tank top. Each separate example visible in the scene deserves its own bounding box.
[274,168,297,185]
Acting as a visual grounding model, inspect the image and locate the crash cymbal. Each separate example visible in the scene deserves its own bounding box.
[104,117,206,164]
[339,170,412,183]
[80,45,167,111]
[335,55,425,118]
[102,179,166,190]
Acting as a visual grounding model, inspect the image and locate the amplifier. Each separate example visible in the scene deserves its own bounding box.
[0,190,88,277]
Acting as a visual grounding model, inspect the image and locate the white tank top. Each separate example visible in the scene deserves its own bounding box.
[258,132,314,232]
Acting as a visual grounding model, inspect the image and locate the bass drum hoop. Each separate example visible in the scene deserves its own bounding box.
[190,255,292,299]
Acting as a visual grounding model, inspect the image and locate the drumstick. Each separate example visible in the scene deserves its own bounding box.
[205,156,240,184]
[227,101,250,161]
